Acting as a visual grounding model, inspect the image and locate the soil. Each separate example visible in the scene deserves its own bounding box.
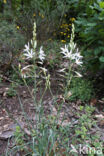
[0,82,61,155]
[0,79,104,156]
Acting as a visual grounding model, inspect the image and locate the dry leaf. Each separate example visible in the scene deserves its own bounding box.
[95,114,104,120]
[99,120,104,127]
[0,117,4,120]
[90,98,97,106]
[66,91,72,98]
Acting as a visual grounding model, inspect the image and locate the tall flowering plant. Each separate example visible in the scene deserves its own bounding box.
[60,24,83,96]
[20,22,46,78]
[19,22,51,100]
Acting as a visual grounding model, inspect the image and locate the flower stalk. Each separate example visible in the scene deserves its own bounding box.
[60,23,83,97]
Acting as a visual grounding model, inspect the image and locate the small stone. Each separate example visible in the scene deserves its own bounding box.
[0,130,14,140]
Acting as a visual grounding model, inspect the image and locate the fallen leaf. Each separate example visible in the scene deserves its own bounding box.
[66,91,72,99]
[95,114,104,120]
[99,120,104,127]
[0,117,4,120]
[90,98,97,106]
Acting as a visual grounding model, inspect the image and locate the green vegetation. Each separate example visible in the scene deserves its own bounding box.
[7,83,17,97]
[7,104,103,155]
[69,78,94,102]
[0,0,104,155]
[75,0,104,72]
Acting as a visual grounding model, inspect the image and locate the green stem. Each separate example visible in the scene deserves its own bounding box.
[23,78,34,99]
[66,62,73,91]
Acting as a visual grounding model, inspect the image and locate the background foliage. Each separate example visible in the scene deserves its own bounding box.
[0,1,104,155]
[0,0,104,74]
[75,0,104,73]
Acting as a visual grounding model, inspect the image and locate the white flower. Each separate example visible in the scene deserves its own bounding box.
[23,42,35,59]
[71,48,83,66]
[61,45,69,54]
[73,48,83,60]
[58,68,66,72]
[24,48,35,59]
[75,57,83,66]
[40,67,47,73]
[39,46,45,63]
[61,45,73,59]
[24,42,30,52]
[21,65,33,78]
[61,45,83,66]
[75,71,82,77]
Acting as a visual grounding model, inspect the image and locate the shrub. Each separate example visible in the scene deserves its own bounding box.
[75,0,104,73]
[69,78,94,102]
[0,10,25,72]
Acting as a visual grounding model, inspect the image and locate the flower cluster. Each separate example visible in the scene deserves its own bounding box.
[61,24,83,65]
[33,12,44,19]
[21,22,46,78]
[60,23,83,78]
[39,46,46,64]
[61,44,83,66]
[23,43,45,63]
[58,16,75,43]
[24,42,35,59]
[60,23,71,43]
[23,22,45,63]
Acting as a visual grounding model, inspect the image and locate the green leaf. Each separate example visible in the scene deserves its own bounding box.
[94,47,104,55]
[99,2,104,9]
[87,23,96,27]
[99,56,104,62]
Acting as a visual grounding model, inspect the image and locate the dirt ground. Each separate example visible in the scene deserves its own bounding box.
[0,83,60,155]
[0,82,104,156]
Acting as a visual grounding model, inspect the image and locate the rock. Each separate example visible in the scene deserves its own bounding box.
[0,130,14,140]
[0,123,17,140]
